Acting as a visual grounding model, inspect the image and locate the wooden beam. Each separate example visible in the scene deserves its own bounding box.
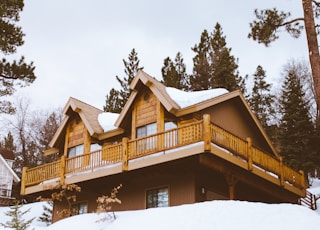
[203,114,211,151]
[225,173,238,200]
[20,167,27,195]
[122,137,128,171]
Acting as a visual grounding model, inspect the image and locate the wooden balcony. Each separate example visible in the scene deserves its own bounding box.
[20,116,306,197]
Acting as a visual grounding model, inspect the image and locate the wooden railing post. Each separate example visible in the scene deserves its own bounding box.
[60,155,66,185]
[122,137,129,171]
[20,167,27,195]
[203,114,211,151]
[246,137,253,171]
[279,157,284,187]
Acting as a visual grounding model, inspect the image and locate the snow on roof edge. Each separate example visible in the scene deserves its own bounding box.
[165,87,229,108]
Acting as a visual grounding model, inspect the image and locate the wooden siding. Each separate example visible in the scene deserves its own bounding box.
[66,116,86,148]
[135,89,157,127]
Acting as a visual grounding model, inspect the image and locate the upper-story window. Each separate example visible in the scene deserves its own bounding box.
[137,123,157,138]
[136,123,157,152]
[68,144,84,158]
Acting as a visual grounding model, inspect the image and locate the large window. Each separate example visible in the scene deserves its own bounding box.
[146,187,169,209]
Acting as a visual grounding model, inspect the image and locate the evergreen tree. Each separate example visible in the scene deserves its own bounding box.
[0,132,16,152]
[38,112,61,163]
[38,202,53,226]
[104,88,122,113]
[210,23,243,92]
[190,29,212,90]
[0,0,36,114]
[309,117,320,177]
[104,49,143,113]
[161,52,189,90]
[278,67,315,174]
[190,23,244,92]
[0,200,35,230]
[248,1,320,115]
[248,65,275,130]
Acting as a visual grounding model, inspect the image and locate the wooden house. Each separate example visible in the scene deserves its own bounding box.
[0,148,20,206]
[20,70,306,223]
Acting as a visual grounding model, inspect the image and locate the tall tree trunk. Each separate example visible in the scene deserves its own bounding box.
[302,0,320,116]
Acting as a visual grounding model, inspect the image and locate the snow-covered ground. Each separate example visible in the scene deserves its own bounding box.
[1,179,320,230]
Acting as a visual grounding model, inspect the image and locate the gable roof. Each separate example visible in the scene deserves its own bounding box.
[0,154,20,183]
[49,97,105,149]
[48,70,278,158]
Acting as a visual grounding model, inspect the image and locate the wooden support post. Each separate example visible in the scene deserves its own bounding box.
[279,157,284,187]
[203,114,211,151]
[20,167,27,195]
[246,137,253,171]
[60,155,66,185]
[122,137,129,171]
[226,173,238,200]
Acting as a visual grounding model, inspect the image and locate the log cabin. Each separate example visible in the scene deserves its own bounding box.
[20,70,306,223]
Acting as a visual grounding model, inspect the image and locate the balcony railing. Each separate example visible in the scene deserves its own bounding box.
[21,117,306,195]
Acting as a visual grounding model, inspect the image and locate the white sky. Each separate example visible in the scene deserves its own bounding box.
[13,0,308,111]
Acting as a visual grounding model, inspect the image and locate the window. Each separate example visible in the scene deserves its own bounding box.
[70,202,88,216]
[68,144,84,158]
[137,123,157,152]
[146,187,169,209]
[137,123,157,138]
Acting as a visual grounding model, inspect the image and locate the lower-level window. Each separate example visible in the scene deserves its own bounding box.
[70,202,88,216]
[146,187,169,208]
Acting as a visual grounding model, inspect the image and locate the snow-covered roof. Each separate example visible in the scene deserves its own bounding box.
[166,87,229,108]
[97,87,229,132]
[98,112,119,132]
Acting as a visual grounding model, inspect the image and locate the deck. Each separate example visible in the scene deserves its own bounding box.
[20,115,306,197]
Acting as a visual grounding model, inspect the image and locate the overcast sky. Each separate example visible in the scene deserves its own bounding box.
[14,0,308,111]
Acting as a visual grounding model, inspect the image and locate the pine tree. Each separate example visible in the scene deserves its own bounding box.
[104,49,143,113]
[248,1,320,115]
[190,29,212,90]
[248,65,275,130]
[161,52,189,90]
[0,132,16,152]
[0,0,36,114]
[104,88,122,113]
[190,23,244,92]
[0,200,35,230]
[38,202,53,226]
[38,112,61,163]
[278,67,315,174]
[210,23,243,92]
